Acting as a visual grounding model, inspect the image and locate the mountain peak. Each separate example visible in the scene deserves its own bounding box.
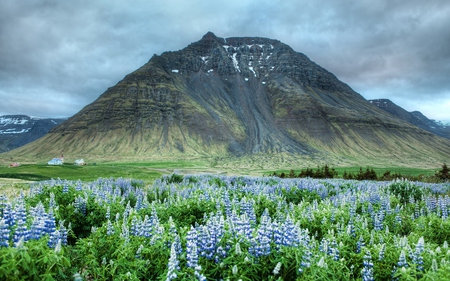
[201,31,218,41]
[6,34,450,166]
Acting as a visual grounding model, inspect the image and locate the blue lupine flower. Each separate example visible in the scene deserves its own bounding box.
[107,220,114,236]
[378,244,386,261]
[186,227,199,269]
[74,196,86,215]
[395,214,402,225]
[347,219,355,237]
[45,210,56,235]
[131,216,140,236]
[272,220,282,245]
[14,201,27,227]
[0,219,10,247]
[59,221,68,245]
[14,218,29,245]
[1,202,14,228]
[30,217,44,240]
[49,192,57,209]
[397,250,408,268]
[48,229,60,248]
[166,242,180,281]
[356,236,365,254]
[362,250,374,281]
[281,216,298,246]
[330,239,339,261]
[121,222,130,244]
[412,237,425,271]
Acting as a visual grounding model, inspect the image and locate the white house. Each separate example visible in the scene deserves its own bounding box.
[48,158,63,165]
[74,159,86,166]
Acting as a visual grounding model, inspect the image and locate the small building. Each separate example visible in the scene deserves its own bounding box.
[74,159,86,166]
[48,158,63,165]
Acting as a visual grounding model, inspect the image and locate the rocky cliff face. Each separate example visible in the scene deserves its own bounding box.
[0,115,66,153]
[369,99,450,139]
[6,32,450,167]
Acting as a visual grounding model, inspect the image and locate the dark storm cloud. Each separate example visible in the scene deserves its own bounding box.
[0,0,449,121]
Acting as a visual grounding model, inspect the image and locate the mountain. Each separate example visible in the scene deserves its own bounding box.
[369,99,450,139]
[0,115,66,153]
[4,32,450,167]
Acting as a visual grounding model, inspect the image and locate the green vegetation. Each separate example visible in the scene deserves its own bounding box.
[0,163,165,183]
[270,164,448,182]
[1,175,450,280]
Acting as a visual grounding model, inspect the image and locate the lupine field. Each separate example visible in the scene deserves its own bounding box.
[1,174,450,280]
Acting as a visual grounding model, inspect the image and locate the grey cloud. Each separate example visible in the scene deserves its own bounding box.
[0,0,449,121]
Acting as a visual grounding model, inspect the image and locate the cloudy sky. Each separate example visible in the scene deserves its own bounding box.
[1,0,449,122]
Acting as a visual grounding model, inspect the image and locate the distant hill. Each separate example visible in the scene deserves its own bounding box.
[4,32,450,168]
[0,115,66,153]
[369,99,450,139]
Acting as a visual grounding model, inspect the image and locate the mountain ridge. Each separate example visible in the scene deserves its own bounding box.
[3,32,450,168]
[369,99,450,139]
[0,115,66,153]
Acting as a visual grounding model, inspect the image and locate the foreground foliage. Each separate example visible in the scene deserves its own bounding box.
[1,175,450,280]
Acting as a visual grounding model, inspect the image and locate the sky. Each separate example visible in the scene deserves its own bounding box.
[1,0,449,123]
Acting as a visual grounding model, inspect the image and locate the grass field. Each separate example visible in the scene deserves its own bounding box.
[265,165,438,177]
[0,160,441,183]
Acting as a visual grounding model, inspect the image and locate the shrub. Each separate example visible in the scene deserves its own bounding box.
[388,179,426,204]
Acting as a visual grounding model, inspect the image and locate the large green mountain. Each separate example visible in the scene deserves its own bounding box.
[5,32,450,168]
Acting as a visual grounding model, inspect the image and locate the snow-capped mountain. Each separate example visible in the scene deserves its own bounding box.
[0,115,66,153]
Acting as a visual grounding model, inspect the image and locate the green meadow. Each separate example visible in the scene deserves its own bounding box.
[0,161,441,184]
